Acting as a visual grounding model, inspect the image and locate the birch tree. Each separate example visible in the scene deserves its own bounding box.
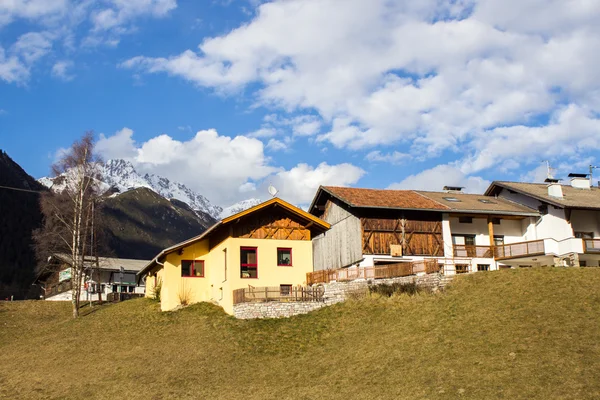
[34,132,103,318]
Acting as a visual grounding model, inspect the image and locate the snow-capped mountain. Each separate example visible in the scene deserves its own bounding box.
[39,159,261,220]
[220,198,262,219]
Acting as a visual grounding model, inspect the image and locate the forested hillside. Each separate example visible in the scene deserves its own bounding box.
[0,150,45,299]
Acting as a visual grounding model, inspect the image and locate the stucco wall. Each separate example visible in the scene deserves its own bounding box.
[156,236,315,314]
[570,209,600,238]
[498,189,574,240]
[449,216,525,245]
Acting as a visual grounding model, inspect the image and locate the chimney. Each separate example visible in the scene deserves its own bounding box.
[547,181,563,198]
[443,185,464,193]
[568,173,591,190]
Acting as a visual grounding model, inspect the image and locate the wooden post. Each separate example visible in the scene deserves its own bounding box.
[488,217,495,258]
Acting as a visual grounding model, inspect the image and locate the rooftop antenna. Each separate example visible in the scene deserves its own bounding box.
[591,165,599,187]
[542,160,555,180]
[268,183,279,198]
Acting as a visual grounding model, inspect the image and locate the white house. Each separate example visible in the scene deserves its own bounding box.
[39,254,148,301]
[485,176,600,267]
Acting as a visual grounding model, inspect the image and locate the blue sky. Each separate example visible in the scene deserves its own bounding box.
[1,0,599,206]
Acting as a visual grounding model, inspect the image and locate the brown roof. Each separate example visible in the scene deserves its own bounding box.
[485,181,600,210]
[311,186,539,216]
[416,191,538,215]
[319,186,448,210]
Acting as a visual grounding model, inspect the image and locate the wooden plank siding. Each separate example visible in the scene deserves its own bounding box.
[210,207,312,250]
[312,199,363,271]
[361,216,443,256]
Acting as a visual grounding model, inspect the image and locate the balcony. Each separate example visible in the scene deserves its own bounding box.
[494,240,545,260]
[584,239,600,253]
[453,245,493,258]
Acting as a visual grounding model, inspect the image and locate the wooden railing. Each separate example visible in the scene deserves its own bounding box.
[494,240,545,260]
[106,292,144,302]
[453,245,493,258]
[233,286,325,305]
[306,259,440,285]
[584,239,600,253]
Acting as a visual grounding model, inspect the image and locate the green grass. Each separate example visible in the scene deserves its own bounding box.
[2,267,600,399]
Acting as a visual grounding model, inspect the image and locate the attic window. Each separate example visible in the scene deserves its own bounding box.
[443,197,462,202]
[478,199,497,204]
[458,216,473,224]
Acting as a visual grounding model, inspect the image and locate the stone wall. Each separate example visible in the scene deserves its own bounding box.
[233,273,452,319]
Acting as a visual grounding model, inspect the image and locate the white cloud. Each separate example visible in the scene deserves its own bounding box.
[266,138,287,151]
[51,60,74,80]
[96,127,364,205]
[96,127,138,161]
[366,150,411,165]
[388,164,490,194]
[121,0,600,175]
[0,0,68,27]
[272,162,365,205]
[0,46,28,83]
[11,32,53,63]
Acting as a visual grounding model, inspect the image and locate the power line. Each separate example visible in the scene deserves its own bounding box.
[0,184,43,194]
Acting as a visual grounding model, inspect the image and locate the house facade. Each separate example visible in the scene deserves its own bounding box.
[138,198,330,314]
[309,186,541,274]
[40,254,148,301]
[485,177,600,267]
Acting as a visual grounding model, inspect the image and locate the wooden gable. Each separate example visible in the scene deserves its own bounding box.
[232,207,311,241]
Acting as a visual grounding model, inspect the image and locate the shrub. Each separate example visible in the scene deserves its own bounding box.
[150,277,162,302]
[368,282,422,297]
[178,283,192,306]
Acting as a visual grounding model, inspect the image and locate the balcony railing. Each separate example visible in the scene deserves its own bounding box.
[494,240,545,260]
[453,245,493,258]
[584,239,600,253]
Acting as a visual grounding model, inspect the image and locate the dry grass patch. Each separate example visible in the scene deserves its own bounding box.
[2,267,600,399]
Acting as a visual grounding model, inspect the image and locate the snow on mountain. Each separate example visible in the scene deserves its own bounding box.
[38,159,263,221]
[219,198,262,219]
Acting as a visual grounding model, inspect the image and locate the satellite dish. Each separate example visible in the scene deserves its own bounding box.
[268,184,279,198]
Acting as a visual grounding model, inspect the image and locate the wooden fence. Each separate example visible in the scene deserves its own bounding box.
[233,286,325,305]
[494,240,545,260]
[106,292,144,302]
[306,259,440,285]
[584,239,600,253]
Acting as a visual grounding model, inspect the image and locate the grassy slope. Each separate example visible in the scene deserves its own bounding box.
[2,268,600,399]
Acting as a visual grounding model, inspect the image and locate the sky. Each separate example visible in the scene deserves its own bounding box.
[1,0,600,207]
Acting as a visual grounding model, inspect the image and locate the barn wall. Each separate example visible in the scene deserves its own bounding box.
[312,200,362,271]
[360,211,443,256]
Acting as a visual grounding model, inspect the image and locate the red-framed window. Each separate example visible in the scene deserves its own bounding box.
[277,248,293,266]
[240,247,258,278]
[181,260,205,277]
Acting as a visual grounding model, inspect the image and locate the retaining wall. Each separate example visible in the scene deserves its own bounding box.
[233,273,452,319]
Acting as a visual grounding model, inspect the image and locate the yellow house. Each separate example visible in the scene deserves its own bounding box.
[137,197,330,314]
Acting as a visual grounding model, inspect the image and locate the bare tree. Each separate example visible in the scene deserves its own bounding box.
[34,132,103,318]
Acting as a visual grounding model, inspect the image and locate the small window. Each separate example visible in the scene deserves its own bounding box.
[456,264,469,274]
[575,232,593,239]
[181,260,205,277]
[277,248,292,266]
[477,264,490,271]
[494,236,504,246]
[280,284,292,296]
[241,247,258,278]
[128,286,134,293]
[491,217,501,225]
[443,197,462,202]
[478,199,497,204]
[538,204,548,215]
[112,284,117,292]
[458,216,473,224]
[519,265,533,268]
[120,285,127,293]
[580,261,587,267]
